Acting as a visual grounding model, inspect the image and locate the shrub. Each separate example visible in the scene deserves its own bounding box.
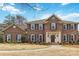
[0,37,3,43]
[21,36,26,43]
[77,40,79,44]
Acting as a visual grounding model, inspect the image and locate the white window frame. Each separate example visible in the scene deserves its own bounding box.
[71,24,74,30]
[63,24,67,30]
[71,34,74,41]
[7,34,11,42]
[39,34,43,42]
[31,24,35,30]
[39,24,43,30]
[13,26,16,28]
[51,23,56,30]
[31,34,35,42]
[17,34,21,42]
[63,34,67,42]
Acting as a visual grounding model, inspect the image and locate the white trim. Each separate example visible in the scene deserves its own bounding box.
[31,34,35,42]
[63,24,67,30]
[71,34,75,41]
[39,24,43,30]
[51,23,56,30]
[63,34,67,42]
[39,34,43,42]
[71,24,74,30]
[16,34,21,42]
[31,24,35,30]
[7,34,11,42]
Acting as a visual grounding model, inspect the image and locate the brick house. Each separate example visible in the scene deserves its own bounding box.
[2,15,79,44]
[2,24,27,43]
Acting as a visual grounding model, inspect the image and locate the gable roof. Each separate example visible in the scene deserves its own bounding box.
[62,20,79,24]
[28,19,46,24]
[2,24,27,32]
[47,14,62,21]
[27,14,79,24]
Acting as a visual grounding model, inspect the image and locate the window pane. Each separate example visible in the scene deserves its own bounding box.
[7,34,11,42]
[17,34,21,42]
[51,23,56,30]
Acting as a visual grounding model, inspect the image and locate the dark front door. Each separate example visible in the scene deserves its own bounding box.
[51,35,55,42]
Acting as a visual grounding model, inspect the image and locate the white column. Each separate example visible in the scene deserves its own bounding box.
[46,32,51,43]
[55,32,61,43]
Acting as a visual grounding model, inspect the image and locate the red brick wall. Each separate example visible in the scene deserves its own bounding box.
[3,25,25,42]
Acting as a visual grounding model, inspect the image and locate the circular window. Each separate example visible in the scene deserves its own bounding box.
[13,26,16,28]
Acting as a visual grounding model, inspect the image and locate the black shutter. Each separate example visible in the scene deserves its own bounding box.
[69,24,70,30]
[50,23,51,30]
[11,34,12,42]
[16,34,17,42]
[55,23,57,30]
[43,34,44,42]
[43,24,44,30]
[67,24,69,30]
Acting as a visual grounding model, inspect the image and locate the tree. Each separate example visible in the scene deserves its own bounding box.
[3,15,15,25]
[3,14,27,25]
[15,15,27,25]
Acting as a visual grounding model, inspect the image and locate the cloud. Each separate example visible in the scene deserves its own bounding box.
[9,3,15,5]
[61,3,70,6]
[38,13,79,22]
[58,13,79,22]
[33,7,42,11]
[40,14,52,19]
[2,5,21,14]
[0,3,4,9]
[0,3,4,6]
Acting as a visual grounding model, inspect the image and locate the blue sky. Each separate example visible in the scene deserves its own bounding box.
[0,3,79,23]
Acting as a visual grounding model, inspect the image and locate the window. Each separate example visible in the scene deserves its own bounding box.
[35,24,38,30]
[13,26,16,28]
[7,34,11,42]
[74,24,77,30]
[63,34,67,42]
[39,34,43,42]
[31,34,35,43]
[51,23,56,30]
[69,24,71,30]
[39,24,43,30]
[71,24,74,30]
[63,24,67,30]
[16,34,21,42]
[31,24,35,30]
[71,34,74,41]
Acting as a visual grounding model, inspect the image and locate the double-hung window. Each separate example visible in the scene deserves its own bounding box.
[31,34,35,43]
[63,34,67,42]
[51,23,56,30]
[7,34,11,42]
[63,24,67,30]
[16,34,21,42]
[31,24,35,30]
[71,34,74,41]
[39,34,43,42]
[71,24,74,30]
[39,24,43,30]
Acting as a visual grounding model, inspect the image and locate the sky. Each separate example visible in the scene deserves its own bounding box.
[0,3,79,23]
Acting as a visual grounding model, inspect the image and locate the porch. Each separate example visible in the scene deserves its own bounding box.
[45,31,61,43]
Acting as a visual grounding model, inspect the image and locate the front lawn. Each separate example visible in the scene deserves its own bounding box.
[63,45,79,48]
[0,43,49,51]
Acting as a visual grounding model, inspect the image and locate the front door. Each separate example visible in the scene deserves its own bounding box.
[51,35,55,42]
